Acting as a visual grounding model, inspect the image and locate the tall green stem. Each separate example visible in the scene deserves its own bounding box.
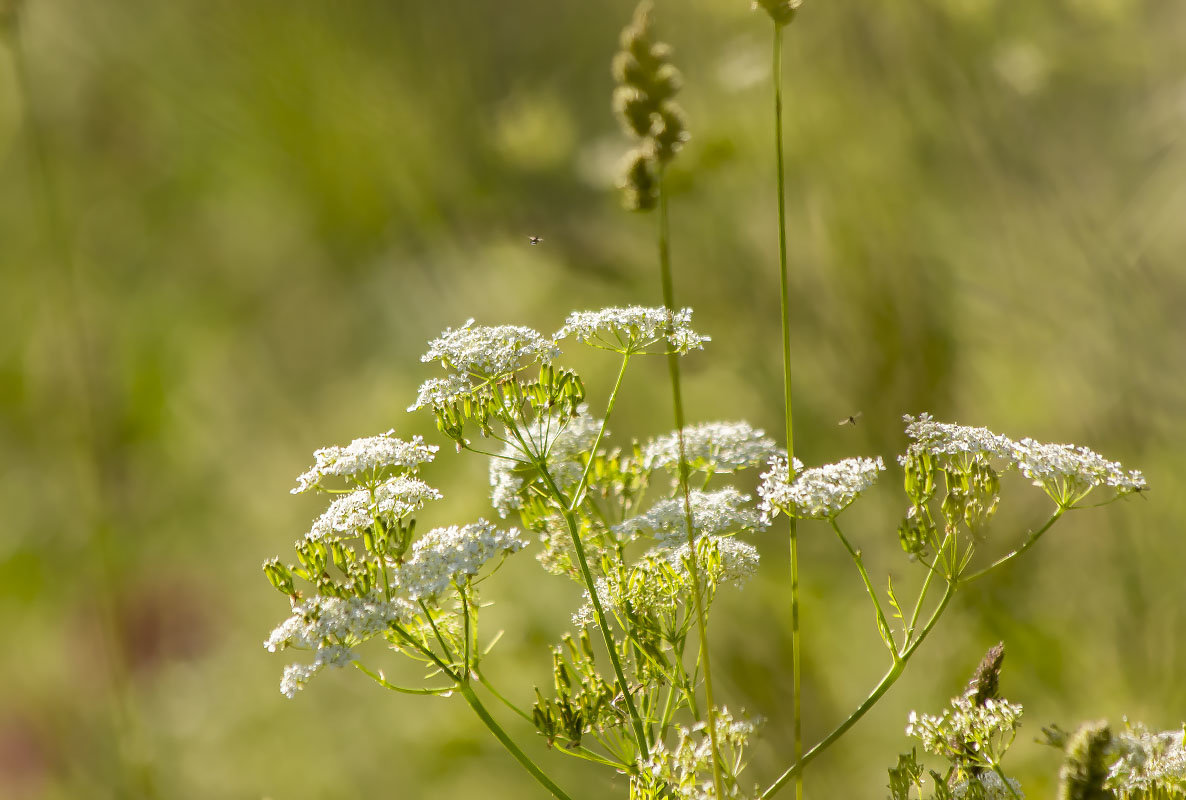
[458,683,577,800]
[760,580,958,800]
[657,174,726,799]
[772,22,804,800]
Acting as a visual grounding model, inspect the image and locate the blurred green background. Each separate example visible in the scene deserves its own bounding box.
[2,0,1184,797]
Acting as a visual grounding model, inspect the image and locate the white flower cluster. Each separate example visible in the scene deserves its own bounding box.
[292,431,438,493]
[420,318,560,377]
[574,535,760,628]
[264,593,417,697]
[902,413,1014,462]
[1109,723,1186,795]
[305,476,442,542]
[555,306,710,355]
[901,412,1146,504]
[1012,438,1146,499]
[489,407,604,516]
[951,772,1025,799]
[407,373,471,412]
[395,519,528,600]
[645,421,783,474]
[613,488,765,543]
[758,455,884,521]
[634,708,759,800]
[906,695,1024,762]
[664,535,761,587]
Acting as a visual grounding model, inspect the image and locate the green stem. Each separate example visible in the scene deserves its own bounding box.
[353,662,453,695]
[830,520,897,659]
[658,173,727,800]
[990,762,1023,800]
[538,468,650,754]
[962,508,1065,583]
[772,22,804,800]
[475,669,535,724]
[760,580,958,800]
[458,682,577,800]
[569,353,631,512]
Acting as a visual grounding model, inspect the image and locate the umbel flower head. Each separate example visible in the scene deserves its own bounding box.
[645,420,783,475]
[612,1,689,210]
[758,454,884,521]
[555,306,709,356]
[292,430,438,493]
[613,488,765,544]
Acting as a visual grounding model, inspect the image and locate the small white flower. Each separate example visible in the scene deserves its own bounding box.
[901,413,1015,463]
[906,694,1023,763]
[396,520,528,600]
[555,306,710,355]
[305,476,442,542]
[420,318,560,377]
[664,535,761,587]
[614,488,765,543]
[758,455,883,521]
[407,373,472,412]
[951,772,1024,799]
[293,431,438,493]
[1011,438,1146,505]
[489,406,604,516]
[645,421,783,474]
[1109,723,1186,793]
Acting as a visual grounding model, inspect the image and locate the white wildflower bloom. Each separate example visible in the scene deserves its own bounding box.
[664,535,761,587]
[614,488,765,543]
[420,318,560,377]
[278,645,355,699]
[906,695,1024,762]
[555,306,710,355]
[293,431,438,493]
[1011,438,1146,503]
[265,593,417,697]
[758,455,884,521]
[645,421,783,474]
[633,707,759,800]
[396,520,528,600]
[1109,723,1186,794]
[407,373,472,412]
[305,476,443,542]
[489,406,604,516]
[901,413,1015,463]
[951,773,1025,799]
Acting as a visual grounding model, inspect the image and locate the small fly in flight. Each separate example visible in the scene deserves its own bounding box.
[528,235,543,245]
[838,412,862,426]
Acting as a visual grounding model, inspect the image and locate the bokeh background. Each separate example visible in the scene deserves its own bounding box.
[2,0,1184,797]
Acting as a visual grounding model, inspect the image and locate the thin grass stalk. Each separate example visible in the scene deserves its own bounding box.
[658,174,726,798]
[772,22,804,800]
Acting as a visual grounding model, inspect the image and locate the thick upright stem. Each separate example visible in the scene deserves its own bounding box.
[772,23,804,800]
[658,176,727,799]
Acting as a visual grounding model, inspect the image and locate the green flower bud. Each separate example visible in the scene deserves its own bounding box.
[755,0,803,27]
[619,146,659,211]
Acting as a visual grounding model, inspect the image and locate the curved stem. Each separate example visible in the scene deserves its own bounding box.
[772,23,804,800]
[962,508,1065,583]
[830,520,897,658]
[474,669,535,724]
[354,662,453,695]
[760,579,957,800]
[658,173,726,800]
[458,682,577,800]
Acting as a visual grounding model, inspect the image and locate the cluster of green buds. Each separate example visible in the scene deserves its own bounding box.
[432,363,586,447]
[898,448,1002,566]
[612,1,689,210]
[532,631,619,749]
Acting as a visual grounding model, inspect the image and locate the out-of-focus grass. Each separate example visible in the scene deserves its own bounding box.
[1,0,1184,797]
